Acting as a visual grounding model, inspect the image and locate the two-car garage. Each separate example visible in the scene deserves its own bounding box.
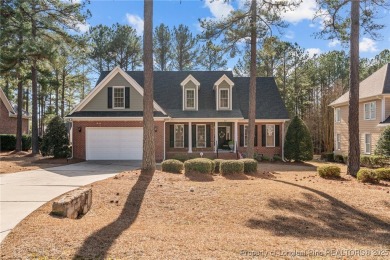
[85,127,143,160]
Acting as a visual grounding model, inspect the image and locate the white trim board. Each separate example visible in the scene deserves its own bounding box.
[70,66,167,115]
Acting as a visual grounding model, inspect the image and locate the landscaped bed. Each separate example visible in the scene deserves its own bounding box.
[1,162,389,259]
[0,151,83,174]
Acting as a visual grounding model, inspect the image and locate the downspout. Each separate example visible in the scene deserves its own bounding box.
[163,120,166,161]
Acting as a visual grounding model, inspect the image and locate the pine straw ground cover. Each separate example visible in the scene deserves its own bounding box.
[1,162,390,259]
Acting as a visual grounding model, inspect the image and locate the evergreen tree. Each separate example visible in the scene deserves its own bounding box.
[172,24,198,71]
[154,23,172,71]
[284,116,313,162]
[375,127,390,157]
[198,41,227,71]
[41,116,70,158]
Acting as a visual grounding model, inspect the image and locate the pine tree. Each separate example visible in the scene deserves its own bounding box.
[154,23,172,71]
[284,116,313,162]
[198,41,227,71]
[375,127,390,157]
[172,24,198,71]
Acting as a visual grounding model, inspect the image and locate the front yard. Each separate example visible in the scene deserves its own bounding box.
[1,162,389,259]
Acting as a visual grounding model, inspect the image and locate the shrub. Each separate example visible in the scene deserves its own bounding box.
[273,155,283,162]
[360,155,371,167]
[333,154,344,163]
[40,116,70,158]
[375,168,390,181]
[220,160,244,175]
[262,155,271,162]
[162,159,184,173]
[284,116,313,162]
[0,134,32,151]
[171,154,190,162]
[253,152,262,162]
[214,159,225,173]
[375,126,390,157]
[342,155,348,164]
[321,153,334,162]
[317,166,341,178]
[360,155,386,168]
[184,158,213,174]
[240,159,258,173]
[357,169,379,184]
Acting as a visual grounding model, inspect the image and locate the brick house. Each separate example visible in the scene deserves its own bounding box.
[0,87,29,135]
[66,67,289,161]
[330,63,390,156]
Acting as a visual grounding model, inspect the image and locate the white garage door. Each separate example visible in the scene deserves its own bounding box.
[86,127,143,160]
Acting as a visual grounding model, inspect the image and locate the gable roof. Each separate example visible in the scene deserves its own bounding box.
[0,87,16,114]
[70,70,289,120]
[330,63,390,106]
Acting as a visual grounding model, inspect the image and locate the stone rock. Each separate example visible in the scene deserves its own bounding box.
[51,187,92,219]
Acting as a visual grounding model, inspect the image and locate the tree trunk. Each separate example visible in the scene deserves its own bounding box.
[348,0,360,176]
[246,0,257,159]
[142,0,156,172]
[31,59,39,154]
[61,68,65,118]
[55,69,59,115]
[15,71,23,152]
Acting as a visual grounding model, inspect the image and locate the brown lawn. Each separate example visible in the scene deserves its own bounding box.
[0,151,83,174]
[1,162,390,259]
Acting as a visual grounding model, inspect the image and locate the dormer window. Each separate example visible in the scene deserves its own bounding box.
[219,89,229,109]
[185,89,195,109]
[214,74,234,111]
[180,74,200,111]
[113,86,125,109]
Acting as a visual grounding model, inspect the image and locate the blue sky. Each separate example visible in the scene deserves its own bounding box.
[78,0,390,69]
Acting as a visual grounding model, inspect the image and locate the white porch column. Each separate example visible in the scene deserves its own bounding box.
[214,121,218,152]
[282,121,285,161]
[234,121,238,153]
[188,122,192,153]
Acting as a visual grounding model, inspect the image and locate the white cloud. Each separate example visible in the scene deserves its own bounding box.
[126,13,144,36]
[306,48,321,58]
[75,22,90,33]
[204,0,234,20]
[285,30,295,39]
[360,37,378,52]
[282,0,317,24]
[328,39,340,47]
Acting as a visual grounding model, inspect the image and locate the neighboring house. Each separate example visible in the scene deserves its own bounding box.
[66,67,289,161]
[330,63,390,156]
[0,87,29,135]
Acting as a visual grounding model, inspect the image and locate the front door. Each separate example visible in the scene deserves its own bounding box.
[218,127,227,149]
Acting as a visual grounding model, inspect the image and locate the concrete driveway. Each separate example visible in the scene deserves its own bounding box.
[0,160,141,243]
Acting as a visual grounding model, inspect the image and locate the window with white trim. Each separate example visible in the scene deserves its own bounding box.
[336,133,341,150]
[266,124,275,147]
[244,125,248,147]
[219,89,229,109]
[364,134,371,154]
[185,89,195,109]
[113,86,125,109]
[364,102,376,120]
[196,124,206,148]
[174,124,184,148]
[335,108,341,123]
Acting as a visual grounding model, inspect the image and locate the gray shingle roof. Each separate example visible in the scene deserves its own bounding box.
[69,111,167,117]
[380,115,390,125]
[85,70,289,120]
[330,63,390,106]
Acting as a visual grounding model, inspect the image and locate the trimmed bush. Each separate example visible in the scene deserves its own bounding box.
[334,154,344,163]
[220,160,244,175]
[184,158,213,174]
[357,169,379,184]
[375,126,390,156]
[317,166,341,178]
[41,116,70,158]
[162,159,184,173]
[360,155,386,168]
[375,168,390,181]
[284,116,313,162]
[273,155,282,162]
[240,159,258,173]
[321,153,334,162]
[171,154,190,162]
[214,159,225,173]
[262,155,271,162]
[342,155,348,164]
[0,134,32,151]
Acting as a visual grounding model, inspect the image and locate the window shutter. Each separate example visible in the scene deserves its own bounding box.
[275,125,280,147]
[184,125,189,147]
[169,125,174,147]
[261,125,266,147]
[240,125,244,147]
[254,125,258,146]
[192,125,196,147]
[125,87,130,108]
[108,87,112,108]
[206,125,211,147]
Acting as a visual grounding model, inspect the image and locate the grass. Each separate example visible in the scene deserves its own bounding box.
[1,162,389,259]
